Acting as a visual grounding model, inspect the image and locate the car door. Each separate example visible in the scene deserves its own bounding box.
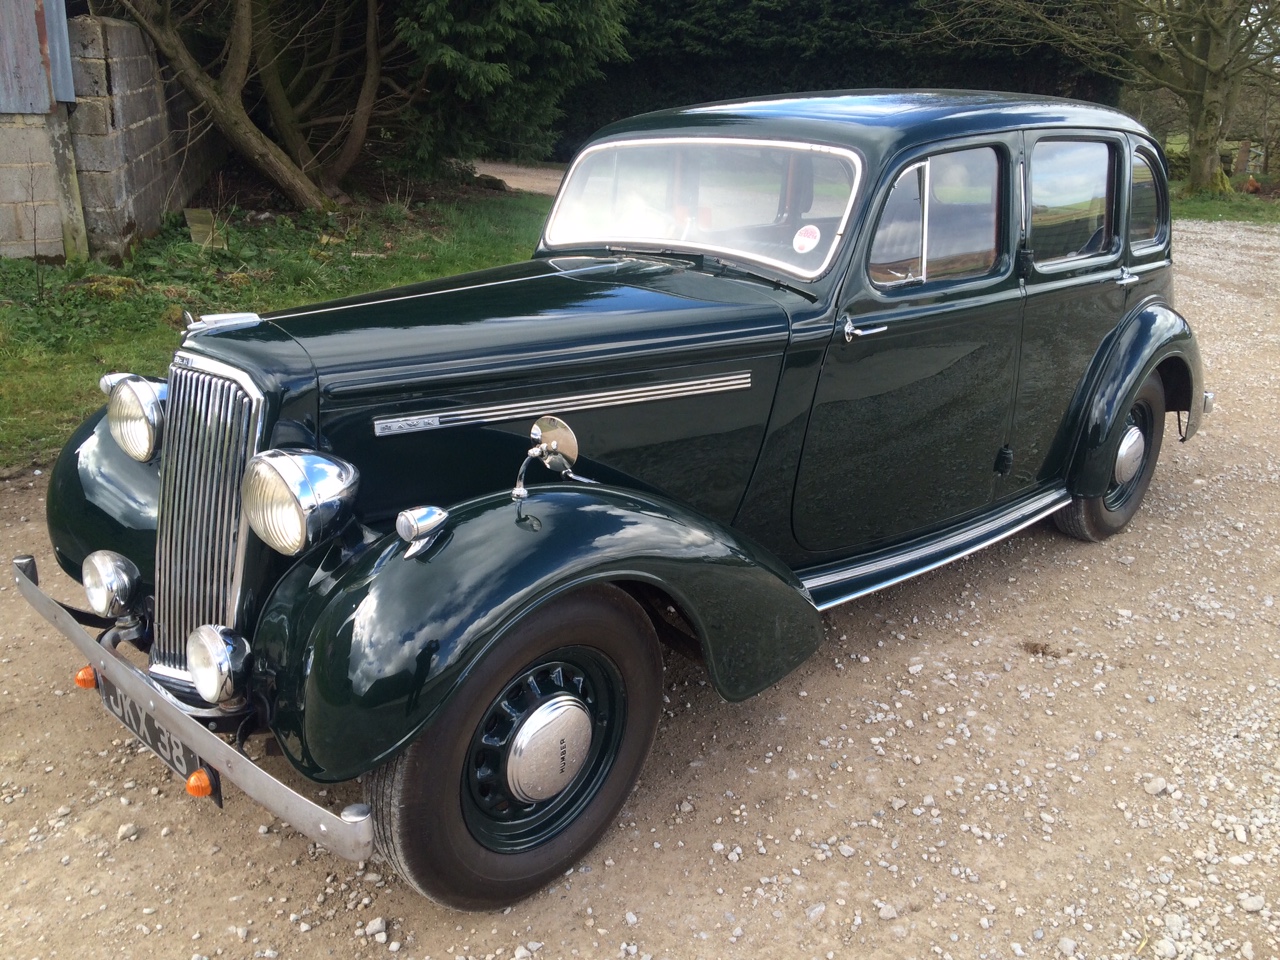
[793,137,1022,554]
[1003,132,1130,495]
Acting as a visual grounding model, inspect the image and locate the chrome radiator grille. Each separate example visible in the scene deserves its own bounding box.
[150,356,265,676]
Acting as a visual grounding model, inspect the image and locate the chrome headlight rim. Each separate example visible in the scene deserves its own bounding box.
[82,550,141,618]
[107,376,165,462]
[186,624,250,704]
[241,449,360,556]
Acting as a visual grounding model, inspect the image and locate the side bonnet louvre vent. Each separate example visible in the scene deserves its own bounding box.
[150,355,266,684]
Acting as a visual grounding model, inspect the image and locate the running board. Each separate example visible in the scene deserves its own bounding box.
[798,488,1071,611]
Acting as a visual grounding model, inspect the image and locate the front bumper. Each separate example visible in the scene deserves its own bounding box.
[13,557,374,862]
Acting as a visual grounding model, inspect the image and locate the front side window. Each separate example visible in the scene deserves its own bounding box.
[1129,151,1164,246]
[868,146,1000,287]
[545,139,861,279]
[1029,140,1115,264]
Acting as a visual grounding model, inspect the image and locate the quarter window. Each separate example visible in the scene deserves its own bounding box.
[869,146,1000,287]
[1029,140,1115,263]
[1129,152,1163,246]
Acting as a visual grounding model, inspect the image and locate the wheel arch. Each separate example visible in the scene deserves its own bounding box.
[251,484,823,782]
[1065,300,1203,500]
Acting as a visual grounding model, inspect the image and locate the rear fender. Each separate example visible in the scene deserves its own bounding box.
[1067,301,1202,499]
[252,484,823,782]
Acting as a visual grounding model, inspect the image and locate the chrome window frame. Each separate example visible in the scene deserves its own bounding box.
[1127,148,1169,252]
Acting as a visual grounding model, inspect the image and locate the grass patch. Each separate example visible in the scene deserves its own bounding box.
[1171,179,1280,224]
[0,190,552,470]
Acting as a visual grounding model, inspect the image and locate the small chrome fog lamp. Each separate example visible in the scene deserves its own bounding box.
[82,550,140,618]
[186,625,250,704]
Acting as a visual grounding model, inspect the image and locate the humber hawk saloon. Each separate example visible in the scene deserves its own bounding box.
[16,91,1210,908]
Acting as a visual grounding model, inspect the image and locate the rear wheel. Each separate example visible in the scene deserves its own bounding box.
[366,584,662,909]
[1055,370,1165,542]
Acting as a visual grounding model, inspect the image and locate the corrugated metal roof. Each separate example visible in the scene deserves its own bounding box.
[0,0,75,113]
[45,0,74,103]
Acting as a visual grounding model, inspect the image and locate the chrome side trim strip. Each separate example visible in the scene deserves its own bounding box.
[13,561,374,862]
[801,488,1070,611]
[373,371,753,437]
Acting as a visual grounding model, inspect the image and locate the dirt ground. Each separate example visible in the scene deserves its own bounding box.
[474,162,565,196]
[2,219,1278,960]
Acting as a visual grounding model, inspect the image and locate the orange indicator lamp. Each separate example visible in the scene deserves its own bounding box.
[185,768,214,798]
[74,665,98,689]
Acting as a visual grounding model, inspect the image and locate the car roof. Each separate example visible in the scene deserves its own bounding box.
[590,89,1150,167]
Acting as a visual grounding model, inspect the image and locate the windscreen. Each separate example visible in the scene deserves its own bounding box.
[544,139,861,279]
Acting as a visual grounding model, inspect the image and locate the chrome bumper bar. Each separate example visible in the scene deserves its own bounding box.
[12,558,373,862]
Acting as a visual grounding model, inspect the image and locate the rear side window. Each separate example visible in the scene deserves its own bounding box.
[1029,140,1115,264]
[868,146,1000,287]
[1129,152,1164,246]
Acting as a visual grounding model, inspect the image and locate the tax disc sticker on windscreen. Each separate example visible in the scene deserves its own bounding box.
[792,224,821,254]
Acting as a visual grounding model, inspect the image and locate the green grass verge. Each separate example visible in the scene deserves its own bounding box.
[1170,180,1280,224]
[0,191,552,471]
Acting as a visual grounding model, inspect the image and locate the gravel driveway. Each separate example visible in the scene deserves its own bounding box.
[1,219,1277,960]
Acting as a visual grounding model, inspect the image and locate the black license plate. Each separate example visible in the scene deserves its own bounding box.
[98,674,202,778]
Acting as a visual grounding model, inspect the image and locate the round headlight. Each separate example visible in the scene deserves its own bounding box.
[107,377,164,462]
[186,624,249,704]
[242,450,359,556]
[82,550,140,617]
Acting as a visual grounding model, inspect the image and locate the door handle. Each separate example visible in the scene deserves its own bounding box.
[843,319,889,343]
[1116,272,1140,288]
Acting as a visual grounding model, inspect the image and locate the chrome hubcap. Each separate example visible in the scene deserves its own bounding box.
[1113,425,1145,485]
[505,694,593,803]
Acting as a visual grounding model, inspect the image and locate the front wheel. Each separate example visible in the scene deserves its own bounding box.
[366,584,662,909]
[1055,370,1165,542]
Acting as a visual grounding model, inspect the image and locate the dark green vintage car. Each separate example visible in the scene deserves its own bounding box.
[15,91,1210,909]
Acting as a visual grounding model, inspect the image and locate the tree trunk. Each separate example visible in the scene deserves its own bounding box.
[252,0,318,174]
[1185,82,1232,194]
[118,0,333,211]
[320,0,381,187]
[175,67,333,210]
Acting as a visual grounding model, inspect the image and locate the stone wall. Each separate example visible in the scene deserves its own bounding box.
[0,113,65,260]
[66,16,223,260]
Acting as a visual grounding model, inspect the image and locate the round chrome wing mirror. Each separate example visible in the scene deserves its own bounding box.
[530,416,578,474]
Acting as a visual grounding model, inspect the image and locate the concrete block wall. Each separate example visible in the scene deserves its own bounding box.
[0,113,65,260]
[66,16,223,259]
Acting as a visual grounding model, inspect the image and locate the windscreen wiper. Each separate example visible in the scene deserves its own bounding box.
[701,256,819,303]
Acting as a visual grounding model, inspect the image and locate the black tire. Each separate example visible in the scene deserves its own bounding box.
[365,583,662,909]
[1054,370,1165,542]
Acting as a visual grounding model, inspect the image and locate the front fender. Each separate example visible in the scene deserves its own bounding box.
[252,485,823,782]
[46,407,160,585]
[1068,300,1203,499]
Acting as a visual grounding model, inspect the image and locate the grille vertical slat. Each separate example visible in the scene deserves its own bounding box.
[152,361,264,676]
